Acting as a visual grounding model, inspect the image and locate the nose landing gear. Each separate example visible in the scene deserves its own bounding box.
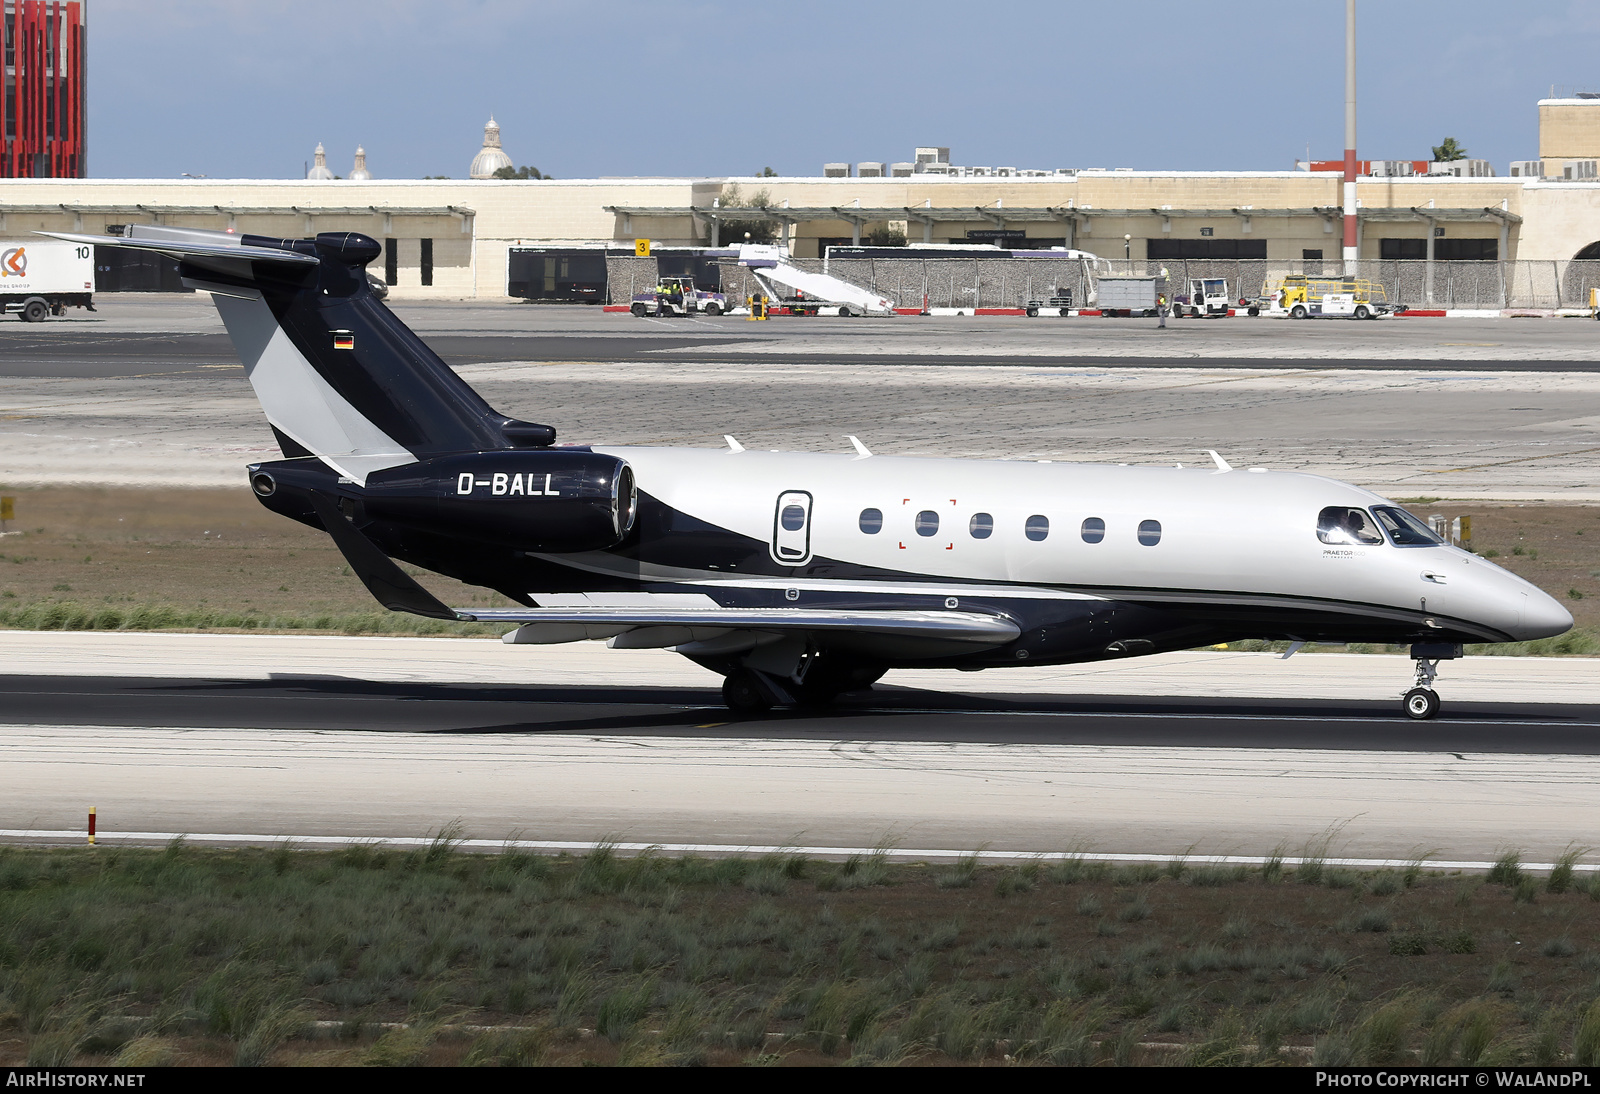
[1403,642,1463,720]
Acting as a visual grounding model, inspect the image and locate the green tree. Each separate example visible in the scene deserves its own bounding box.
[493,165,547,180]
[759,166,778,177]
[1431,137,1467,162]
[866,226,907,247]
[714,183,777,244]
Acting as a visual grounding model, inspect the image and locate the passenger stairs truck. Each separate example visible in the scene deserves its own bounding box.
[740,244,897,316]
[0,240,96,321]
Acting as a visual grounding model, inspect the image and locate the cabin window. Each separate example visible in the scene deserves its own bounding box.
[859,508,883,534]
[969,513,994,539]
[1371,505,1443,547]
[1081,517,1105,543]
[1317,506,1383,545]
[915,510,940,537]
[1025,515,1050,541]
[780,505,807,532]
[1138,519,1162,546]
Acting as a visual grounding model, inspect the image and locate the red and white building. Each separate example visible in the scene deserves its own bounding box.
[3,0,86,178]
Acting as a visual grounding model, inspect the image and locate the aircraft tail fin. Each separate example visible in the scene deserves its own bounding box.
[41,226,554,483]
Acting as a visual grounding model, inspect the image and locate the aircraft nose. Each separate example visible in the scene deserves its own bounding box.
[1518,588,1574,641]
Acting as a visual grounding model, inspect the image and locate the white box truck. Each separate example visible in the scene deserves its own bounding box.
[0,240,96,321]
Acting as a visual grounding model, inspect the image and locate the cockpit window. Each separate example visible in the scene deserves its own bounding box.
[1371,505,1443,547]
[1317,506,1383,545]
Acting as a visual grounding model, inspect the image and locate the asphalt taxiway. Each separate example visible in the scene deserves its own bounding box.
[7,300,1600,495]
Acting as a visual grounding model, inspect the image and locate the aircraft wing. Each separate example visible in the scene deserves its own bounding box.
[301,491,1018,647]
[460,606,1020,645]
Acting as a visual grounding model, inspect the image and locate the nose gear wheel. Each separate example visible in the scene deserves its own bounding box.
[1403,658,1441,720]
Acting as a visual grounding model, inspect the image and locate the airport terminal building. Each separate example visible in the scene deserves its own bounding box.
[3,102,1600,307]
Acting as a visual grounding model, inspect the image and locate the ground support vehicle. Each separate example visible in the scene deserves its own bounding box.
[0,240,96,321]
[1171,278,1242,318]
[1024,293,1074,317]
[1268,276,1401,320]
[630,277,729,317]
[1095,276,1159,317]
[744,246,896,317]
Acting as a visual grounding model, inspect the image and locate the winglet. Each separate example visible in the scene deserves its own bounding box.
[1207,449,1233,473]
[1280,641,1305,660]
[846,435,872,458]
[724,435,745,453]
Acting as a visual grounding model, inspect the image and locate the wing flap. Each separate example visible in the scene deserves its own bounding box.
[462,607,1020,645]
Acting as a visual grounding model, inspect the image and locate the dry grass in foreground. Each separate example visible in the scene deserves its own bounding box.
[3,841,1600,1066]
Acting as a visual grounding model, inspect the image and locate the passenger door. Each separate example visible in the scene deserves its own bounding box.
[771,491,813,567]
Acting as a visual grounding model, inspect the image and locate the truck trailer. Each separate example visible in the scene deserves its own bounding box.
[1094,276,1159,317]
[0,240,95,320]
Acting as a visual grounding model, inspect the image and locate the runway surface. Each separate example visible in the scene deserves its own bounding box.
[7,320,1600,377]
[11,353,1600,496]
[3,633,1598,861]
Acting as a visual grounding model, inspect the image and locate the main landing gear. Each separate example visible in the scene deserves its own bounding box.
[717,657,887,714]
[1403,642,1463,720]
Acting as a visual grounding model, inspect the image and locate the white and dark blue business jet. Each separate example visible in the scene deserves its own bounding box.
[47,225,1573,719]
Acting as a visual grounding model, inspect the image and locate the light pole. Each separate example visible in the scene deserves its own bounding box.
[1123,234,1131,264]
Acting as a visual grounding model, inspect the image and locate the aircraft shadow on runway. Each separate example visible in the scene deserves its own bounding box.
[3,674,1598,753]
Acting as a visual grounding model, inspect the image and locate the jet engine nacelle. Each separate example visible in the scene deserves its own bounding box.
[250,450,637,553]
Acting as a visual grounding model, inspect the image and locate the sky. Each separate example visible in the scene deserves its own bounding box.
[87,0,1600,180]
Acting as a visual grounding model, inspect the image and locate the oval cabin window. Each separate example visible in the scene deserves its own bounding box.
[1025,515,1050,541]
[969,513,994,539]
[915,510,940,537]
[1138,519,1162,546]
[859,508,883,534]
[1081,517,1106,543]
[780,505,806,532]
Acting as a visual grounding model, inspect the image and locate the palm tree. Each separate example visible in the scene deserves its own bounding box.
[1431,137,1467,162]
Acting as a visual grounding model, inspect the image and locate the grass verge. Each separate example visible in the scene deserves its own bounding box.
[2,843,1598,1066]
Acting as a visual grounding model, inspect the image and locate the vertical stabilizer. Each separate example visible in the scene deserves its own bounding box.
[40,226,556,483]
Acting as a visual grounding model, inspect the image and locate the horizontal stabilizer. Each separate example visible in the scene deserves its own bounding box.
[38,230,320,266]
[462,606,1019,645]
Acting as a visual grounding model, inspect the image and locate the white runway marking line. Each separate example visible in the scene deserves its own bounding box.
[0,829,1588,876]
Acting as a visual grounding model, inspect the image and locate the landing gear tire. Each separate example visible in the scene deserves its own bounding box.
[722,670,772,714]
[630,302,648,317]
[1403,687,1440,720]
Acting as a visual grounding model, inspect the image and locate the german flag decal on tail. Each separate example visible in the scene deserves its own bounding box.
[332,330,355,350]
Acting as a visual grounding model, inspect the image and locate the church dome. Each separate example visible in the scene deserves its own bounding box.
[306,142,334,180]
[348,145,373,181]
[469,116,514,179]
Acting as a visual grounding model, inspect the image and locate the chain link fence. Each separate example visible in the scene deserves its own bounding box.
[603,254,1600,311]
